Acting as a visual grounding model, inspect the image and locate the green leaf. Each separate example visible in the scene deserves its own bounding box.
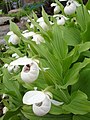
[3,107,21,120]
[76,6,90,31]
[72,64,90,100]
[22,105,72,120]
[61,58,90,89]
[73,113,90,120]
[42,7,51,26]
[86,0,90,9]
[3,69,22,104]
[81,22,90,42]
[62,27,81,46]
[10,46,23,56]
[10,21,21,37]
[52,25,68,60]
[63,91,90,115]
[49,104,69,115]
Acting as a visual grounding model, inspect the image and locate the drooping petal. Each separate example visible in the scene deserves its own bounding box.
[50,99,64,106]
[23,91,46,105]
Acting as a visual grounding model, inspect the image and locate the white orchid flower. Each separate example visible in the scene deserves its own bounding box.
[63,0,81,15]
[32,34,45,44]
[51,3,61,14]
[7,65,20,73]
[37,17,49,31]
[2,94,7,99]
[22,32,35,39]
[12,53,19,58]
[53,14,69,25]
[27,19,34,29]
[3,107,8,114]
[3,63,19,73]
[23,90,64,116]
[88,10,90,14]
[8,33,20,45]
[10,56,39,83]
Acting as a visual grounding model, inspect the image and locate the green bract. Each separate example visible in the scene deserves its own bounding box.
[0,0,90,120]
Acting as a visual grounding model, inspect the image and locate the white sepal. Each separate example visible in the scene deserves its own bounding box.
[23,91,46,105]
[10,56,32,65]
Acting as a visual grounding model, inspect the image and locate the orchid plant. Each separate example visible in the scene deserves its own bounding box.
[0,0,90,120]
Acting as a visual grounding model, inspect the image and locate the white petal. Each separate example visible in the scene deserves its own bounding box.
[88,10,90,14]
[10,56,32,65]
[37,17,44,22]
[22,30,29,34]
[23,91,46,105]
[51,3,57,7]
[12,53,19,58]
[7,31,14,35]
[22,32,35,39]
[3,107,8,114]
[50,99,64,106]
[59,0,67,1]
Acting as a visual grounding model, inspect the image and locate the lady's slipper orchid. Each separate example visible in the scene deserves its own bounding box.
[21,62,39,83]
[3,107,8,114]
[63,0,81,15]
[37,17,49,31]
[51,3,61,14]
[12,53,19,58]
[22,32,35,39]
[7,65,19,73]
[23,90,64,116]
[32,34,45,44]
[8,33,20,45]
[10,57,39,83]
[3,63,19,73]
[53,14,68,25]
